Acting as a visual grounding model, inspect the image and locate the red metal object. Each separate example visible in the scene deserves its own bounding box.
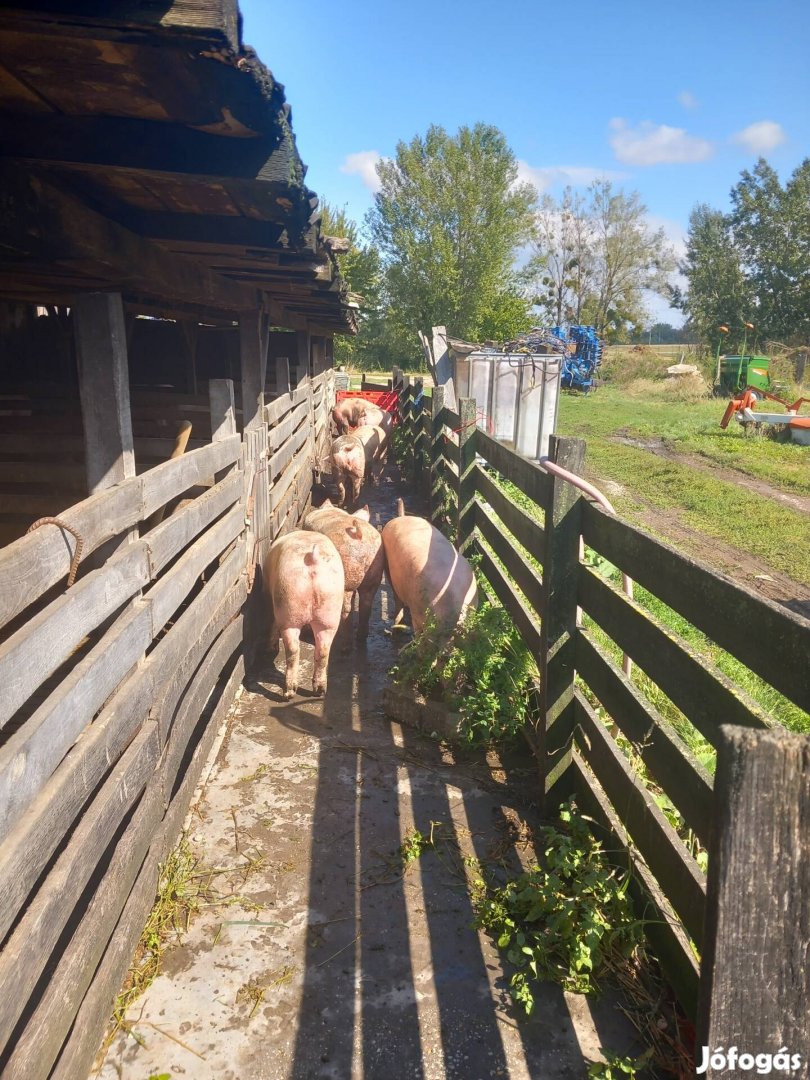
[336,389,399,423]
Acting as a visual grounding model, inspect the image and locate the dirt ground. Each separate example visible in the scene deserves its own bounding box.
[96,467,643,1080]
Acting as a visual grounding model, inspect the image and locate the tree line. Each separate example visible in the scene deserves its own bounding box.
[672,158,810,355]
[322,123,808,370]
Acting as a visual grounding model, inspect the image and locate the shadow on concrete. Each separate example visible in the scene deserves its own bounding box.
[253,466,645,1079]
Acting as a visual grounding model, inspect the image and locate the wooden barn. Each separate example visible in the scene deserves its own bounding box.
[0,3,350,1074]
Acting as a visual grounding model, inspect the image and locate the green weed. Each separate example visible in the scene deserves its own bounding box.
[474,801,643,1005]
[587,1049,653,1079]
[391,601,539,745]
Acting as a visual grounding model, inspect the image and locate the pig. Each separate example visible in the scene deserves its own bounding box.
[262,530,345,698]
[381,500,477,636]
[352,423,388,486]
[330,433,366,506]
[303,500,384,641]
[332,397,393,436]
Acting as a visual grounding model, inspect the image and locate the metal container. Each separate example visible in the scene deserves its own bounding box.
[453,352,562,459]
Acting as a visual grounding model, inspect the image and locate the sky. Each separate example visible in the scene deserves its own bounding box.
[239,0,810,327]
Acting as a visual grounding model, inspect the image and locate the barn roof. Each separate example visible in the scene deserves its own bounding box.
[0,0,355,333]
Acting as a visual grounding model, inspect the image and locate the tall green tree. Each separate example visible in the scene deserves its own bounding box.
[671,203,754,354]
[586,181,677,339]
[367,124,537,366]
[730,158,810,343]
[318,201,385,368]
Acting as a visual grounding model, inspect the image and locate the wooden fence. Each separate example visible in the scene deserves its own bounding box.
[396,379,809,1036]
[0,369,335,1077]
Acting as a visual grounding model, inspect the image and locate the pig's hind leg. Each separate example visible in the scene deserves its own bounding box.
[332,466,347,507]
[280,627,301,699]
[311,622,337,696]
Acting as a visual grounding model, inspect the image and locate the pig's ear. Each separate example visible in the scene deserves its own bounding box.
[321,498,332,507]
[355,505,370,521]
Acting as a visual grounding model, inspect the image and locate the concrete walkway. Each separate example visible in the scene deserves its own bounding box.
[97,470,641,1080]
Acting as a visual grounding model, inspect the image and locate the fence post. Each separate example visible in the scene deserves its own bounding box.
[696,726,810,1074]
[538,434,586,810]
[457,397,477,551]
[412,376,424,482]
[398,373,411,479]
[429,384,446,526]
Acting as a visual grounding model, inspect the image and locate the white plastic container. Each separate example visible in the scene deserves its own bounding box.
[453,352,562,459]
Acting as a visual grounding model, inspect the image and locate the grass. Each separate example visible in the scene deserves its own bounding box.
[557,387,810,585]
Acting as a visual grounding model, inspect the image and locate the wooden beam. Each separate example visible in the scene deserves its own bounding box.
[239,311,265,430]
[0,1,242,50]
[431,325,456,410]
[0,163,256,313]
[0,115,288,181]
[73,292,135,495]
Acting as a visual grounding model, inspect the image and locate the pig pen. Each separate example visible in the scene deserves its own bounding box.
[97,463,641,1080]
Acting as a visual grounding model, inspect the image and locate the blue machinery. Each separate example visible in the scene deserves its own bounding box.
[501,326,603,392]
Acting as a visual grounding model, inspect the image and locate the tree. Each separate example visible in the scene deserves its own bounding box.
[530,188,594,325]
[318,202,385,369]
[367,124,537,367]
[586,181,677,339]
[528,181,676,341]
[675,159,810,354]
[670,204,753,354]
[730,158,810,344]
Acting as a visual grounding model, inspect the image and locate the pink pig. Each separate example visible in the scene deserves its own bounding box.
[381,500,477,635]
[262,529,345,698]
[303,500,384,641]
[352,424,388,486]
[330,434,366,506]
[332,397,393,436]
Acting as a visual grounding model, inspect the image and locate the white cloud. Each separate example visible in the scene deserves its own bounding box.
[731,120,786,155]
[609,118,714,165]
[516,160,629,193]
[677,90,699,110]
[340,150,384,192]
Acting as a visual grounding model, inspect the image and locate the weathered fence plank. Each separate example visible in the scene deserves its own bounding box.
[268,398,310,452]
[582,503,810,711]
[575,629,714,844]
[578,566,771,743]
[475,501,544,617]
[475,543,543,659]
[476,429,552,507]
[696,726,810,1064]
[0,720,162,1051]
[0,541,152,727]
[473,463,545,557]
[265,377,311,427]
[538,435,585,803]
[49,650,245,1080]
[140,434,240,518]
[0,481,142,631]
[575,693,706,947]
[0,547,245,943]
[571,753,700,1018]
[0,598,152,843]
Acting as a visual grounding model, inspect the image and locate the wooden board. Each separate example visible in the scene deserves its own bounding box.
[582,502,810,712]
[578,566,771,744]
[575,629,714,845]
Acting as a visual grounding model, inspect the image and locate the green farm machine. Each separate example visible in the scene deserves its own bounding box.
[717,354,772,396]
